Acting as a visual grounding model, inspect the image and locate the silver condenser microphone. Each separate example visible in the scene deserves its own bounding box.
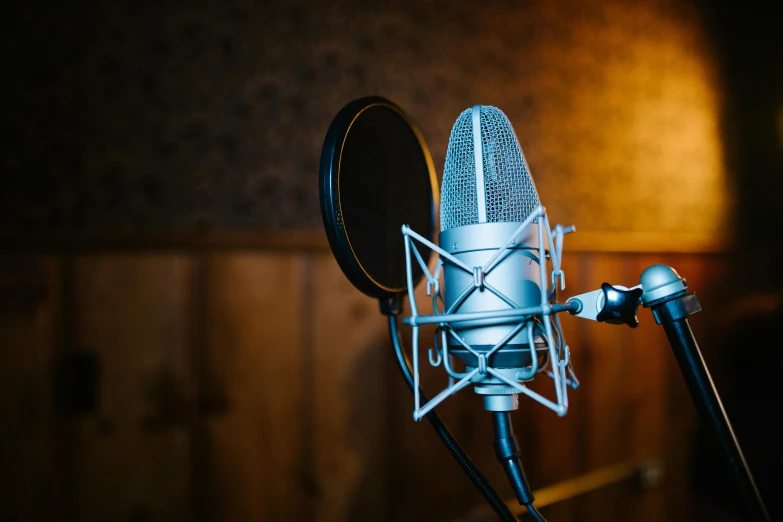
[439,105,548,412]
[401,104,576,420]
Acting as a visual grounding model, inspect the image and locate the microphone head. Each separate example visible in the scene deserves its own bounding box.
[440,105,540,232]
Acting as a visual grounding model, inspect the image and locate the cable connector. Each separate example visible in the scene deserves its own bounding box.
[492,412,535,506]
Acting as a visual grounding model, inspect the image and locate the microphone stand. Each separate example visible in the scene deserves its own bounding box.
[639,265,770,522]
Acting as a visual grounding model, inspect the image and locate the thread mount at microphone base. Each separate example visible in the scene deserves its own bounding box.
[483,394,519,411]
[474,379,522,412]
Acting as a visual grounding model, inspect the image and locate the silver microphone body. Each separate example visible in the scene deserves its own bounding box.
[440,222,542,360]
[439,105,546,411]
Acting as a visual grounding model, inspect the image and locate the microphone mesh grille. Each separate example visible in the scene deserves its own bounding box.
[440,106,540,232]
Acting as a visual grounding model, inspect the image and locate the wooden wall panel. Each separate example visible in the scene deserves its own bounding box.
[70,255,192,522]
[0,250,749,522]
[570,254,637,521]
[310,254,393,522]
[0,258,59,522]
[201,253,308,522]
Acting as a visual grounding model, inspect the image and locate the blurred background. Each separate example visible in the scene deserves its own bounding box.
[1,1,781,521]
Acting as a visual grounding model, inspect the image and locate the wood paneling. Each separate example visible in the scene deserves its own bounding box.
[0,250,744,522]
[70,255,192,522]
[200,253,308,522]
[310,255,392,522]
[576,254,637,521]
[0,257,59,522]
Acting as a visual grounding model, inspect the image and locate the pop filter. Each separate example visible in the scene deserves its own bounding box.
[319,96,438,299]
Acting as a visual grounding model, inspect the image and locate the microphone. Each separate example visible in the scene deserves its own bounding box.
[438,105,560,520]
[440,105,546,412]
[401,105,578,420]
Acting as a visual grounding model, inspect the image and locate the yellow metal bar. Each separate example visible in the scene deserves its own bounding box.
[464,458,662,520]
[525,458,659,510]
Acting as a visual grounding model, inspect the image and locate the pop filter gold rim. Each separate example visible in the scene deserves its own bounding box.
[319,96,438,299]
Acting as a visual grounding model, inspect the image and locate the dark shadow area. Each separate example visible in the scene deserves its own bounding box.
[691,4,782,520]
[698,2,783,251]
[691,294,783,521]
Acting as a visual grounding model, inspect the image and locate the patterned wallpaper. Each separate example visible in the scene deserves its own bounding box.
[2,0,730,242]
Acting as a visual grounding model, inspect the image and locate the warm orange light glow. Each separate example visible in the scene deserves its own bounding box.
[523,1,730,252]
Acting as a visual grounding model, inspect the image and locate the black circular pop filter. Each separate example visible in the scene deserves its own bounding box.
[320,96,438,299]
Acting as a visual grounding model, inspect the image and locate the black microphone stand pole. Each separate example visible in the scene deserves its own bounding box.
[639,265,770,522]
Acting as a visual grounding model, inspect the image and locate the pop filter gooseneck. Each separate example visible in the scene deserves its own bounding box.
[319,97,518,521]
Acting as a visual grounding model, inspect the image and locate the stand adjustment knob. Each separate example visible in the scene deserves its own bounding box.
[596,283,643,328]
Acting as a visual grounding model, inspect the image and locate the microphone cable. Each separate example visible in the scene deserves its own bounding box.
[492,411,547,522]
[387,312,520,522]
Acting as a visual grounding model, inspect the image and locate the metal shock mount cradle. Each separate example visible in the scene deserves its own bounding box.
[401,205,580,420]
